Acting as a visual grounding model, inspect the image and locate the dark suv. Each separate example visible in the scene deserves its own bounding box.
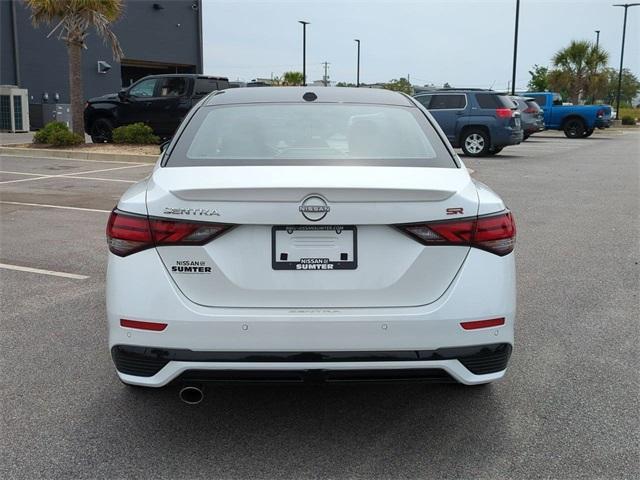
[413,89,523,156]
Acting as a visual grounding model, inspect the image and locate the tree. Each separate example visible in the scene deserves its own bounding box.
[527,64,549,92]
[604,68,640,106]
[443,82,451,88]
[282,71,304,86]
[384,77,413,95]
[548,40,608,103]
[26,0,124,136]
[336,82,356,87]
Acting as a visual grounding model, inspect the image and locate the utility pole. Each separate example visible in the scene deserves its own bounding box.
[354,39,361,87]
[322,61,330,86]
[613,4,639,119]
[511,0,521,95]
[595,30,601,48]
[298,21,310,86]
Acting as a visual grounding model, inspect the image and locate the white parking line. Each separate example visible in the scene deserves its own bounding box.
[0,170,45,177]
[0,153,153,165]
[0,263,89,280]
[62,175,137,183]
[0,200,111,213]
[0,164,150,185]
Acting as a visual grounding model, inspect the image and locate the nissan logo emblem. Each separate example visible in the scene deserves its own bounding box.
[299,195,330,221]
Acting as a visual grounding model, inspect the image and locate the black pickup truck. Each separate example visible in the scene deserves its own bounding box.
[84,74,229,142]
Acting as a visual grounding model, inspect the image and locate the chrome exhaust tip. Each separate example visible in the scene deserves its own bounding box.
[178,385,204,405]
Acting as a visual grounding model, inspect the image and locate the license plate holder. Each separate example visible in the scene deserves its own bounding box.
[272,225,357,270]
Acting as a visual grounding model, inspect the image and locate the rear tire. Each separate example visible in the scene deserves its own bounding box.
[90,117,114,143]
[563,118,585,138]
[522,133,530,141]
[461,129,490,157]
[582,128,594,138]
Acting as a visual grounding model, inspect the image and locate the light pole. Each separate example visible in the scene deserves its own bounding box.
[298,21,310,86]
[595,30,600,48]
[354,39,361,87]
[510,0,521,95]
[613,4,639,119]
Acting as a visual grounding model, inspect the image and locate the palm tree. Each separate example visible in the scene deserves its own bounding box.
[282,71,304,86]
[26,0,124,136]
[550,40,609,103]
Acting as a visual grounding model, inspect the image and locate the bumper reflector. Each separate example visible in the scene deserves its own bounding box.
[120,319,167,331]
[460,317,505,330]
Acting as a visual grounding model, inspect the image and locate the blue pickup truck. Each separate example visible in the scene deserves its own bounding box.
[524,92,612,138]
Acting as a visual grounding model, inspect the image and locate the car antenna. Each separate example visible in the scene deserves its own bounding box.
[488,80,496,90]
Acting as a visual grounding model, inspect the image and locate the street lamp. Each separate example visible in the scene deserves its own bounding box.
[298,20,310,86]
[613,3,639,119]
[510,0,521,95]
[595,29,601,48]
[354,39,361,87]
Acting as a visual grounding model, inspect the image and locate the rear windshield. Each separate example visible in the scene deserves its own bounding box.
[476,93,514,109]
[525,100,540,111]
[167,103,456,168]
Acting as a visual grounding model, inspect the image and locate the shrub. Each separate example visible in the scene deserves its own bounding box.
[621,115,636,125]
[33,122,83,147]
[33,121,69,143]
[112,123,160,144]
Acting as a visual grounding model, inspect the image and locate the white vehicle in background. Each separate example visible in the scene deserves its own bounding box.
[106,87,516,404]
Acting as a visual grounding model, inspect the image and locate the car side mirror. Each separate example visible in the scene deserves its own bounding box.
[160,139,172,153]
[118,88,128,100]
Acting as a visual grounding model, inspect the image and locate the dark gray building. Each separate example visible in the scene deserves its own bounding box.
[1,0,203,128]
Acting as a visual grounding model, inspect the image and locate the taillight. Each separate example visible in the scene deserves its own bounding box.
[596,108,604,118]
[495,108,512,118]
[106,209,234,257]
[396,211,516,256]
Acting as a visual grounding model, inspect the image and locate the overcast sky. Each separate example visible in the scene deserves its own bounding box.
[203,0,640,90]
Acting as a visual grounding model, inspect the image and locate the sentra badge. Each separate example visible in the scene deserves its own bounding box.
[163,207,220,216]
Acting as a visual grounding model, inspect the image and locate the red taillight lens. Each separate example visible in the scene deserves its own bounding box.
[107,210,153,256]
[120,319,167,331]
[596,108,604,118]
[396,211,516,256]
[495,108,512,118]
[107,209,234,257]
[460,317,505,330]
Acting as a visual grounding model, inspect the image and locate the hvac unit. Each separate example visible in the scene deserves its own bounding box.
[0,85,30,132]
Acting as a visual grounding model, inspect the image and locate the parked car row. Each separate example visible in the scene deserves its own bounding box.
[83,75,613,157]
[412,88,612,156]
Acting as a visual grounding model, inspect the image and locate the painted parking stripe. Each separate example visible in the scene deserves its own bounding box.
[0,263,89,280]
[0,200,111,213]
[62,175,137,183]
[0,164,150,184]
[0,153,152,165]
[0,170,46,177]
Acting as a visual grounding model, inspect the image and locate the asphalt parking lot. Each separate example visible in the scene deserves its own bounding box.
[1,130,639,479]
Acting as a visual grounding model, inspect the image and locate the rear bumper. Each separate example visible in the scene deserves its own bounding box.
[492,127,523,147]
[596,118,611,129]
[112,343,512,385]
[107,248,516,387]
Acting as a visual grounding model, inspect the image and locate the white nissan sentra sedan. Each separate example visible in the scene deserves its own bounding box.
[106,87,516,402]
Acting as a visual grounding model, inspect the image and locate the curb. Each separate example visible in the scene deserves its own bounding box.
[0,146,158,163]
